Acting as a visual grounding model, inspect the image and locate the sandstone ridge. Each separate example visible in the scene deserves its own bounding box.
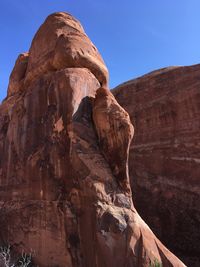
[113,64,200,267]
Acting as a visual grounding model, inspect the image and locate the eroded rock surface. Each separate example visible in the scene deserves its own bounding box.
[93,87,134,192]
[0,12,186,267]
[25,12,109,89]
[7,52,29,96]
[113,66,200,267]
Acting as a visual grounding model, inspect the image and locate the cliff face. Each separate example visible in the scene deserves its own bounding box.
[113,66,200,267]
[0,13,186,267]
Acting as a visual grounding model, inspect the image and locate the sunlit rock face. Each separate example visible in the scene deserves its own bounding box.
[0,12,186,267]
[7,12,109,97]
[113,65,200,267]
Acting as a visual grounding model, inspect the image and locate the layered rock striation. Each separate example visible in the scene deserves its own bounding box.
[0,13,186,267]
[113,66,200,267]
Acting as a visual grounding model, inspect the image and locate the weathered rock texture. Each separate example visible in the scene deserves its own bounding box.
[113,66,200,267]
[0,13,186,267]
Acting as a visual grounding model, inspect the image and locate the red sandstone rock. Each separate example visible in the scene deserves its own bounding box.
[113,65,200,267]
[7,52,29,96]
[93,87,134,192]
[0,12,186,267]
[25,12,109,88]
[0,67,100,267]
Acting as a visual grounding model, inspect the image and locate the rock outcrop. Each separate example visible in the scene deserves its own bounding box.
[0,12,186,267]
[7,12,108,98]
[113,65,200,267]
[93,87,134,192]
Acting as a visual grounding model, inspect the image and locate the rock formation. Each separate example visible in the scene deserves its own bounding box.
[113,66,200,267]
[0,12,186,267]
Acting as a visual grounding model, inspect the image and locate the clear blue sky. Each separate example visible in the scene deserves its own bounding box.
[1,0,200,101]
